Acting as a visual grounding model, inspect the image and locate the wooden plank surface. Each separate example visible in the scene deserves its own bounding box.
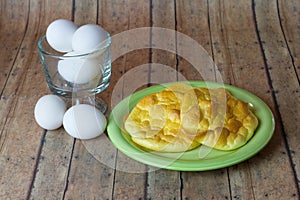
[63,0,151,199]
[146,1,181,199]
[278,0,300,176]
[176,1,231,199]
[0,0,61,198]
[0,0,28,93]
[209,0,299,199]
[254,0,300,198]
[108,0,150,199]
[0,0,299,199]
[62,0,115,199]
[208,2,267,199]
[279,0,300,76]
[27,0,75,199]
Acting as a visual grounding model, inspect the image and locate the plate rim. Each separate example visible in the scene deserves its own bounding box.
[107,81,275,171]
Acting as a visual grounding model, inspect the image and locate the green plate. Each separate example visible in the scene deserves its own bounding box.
[107,81,275,171]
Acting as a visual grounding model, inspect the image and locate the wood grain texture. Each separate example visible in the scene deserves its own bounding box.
[278,0,300,76]
[30,130,73,199]
[63,140,115,200]
[0,0,299,199]
[209,0,299,199]
[109,0,150,199]
[176,0,216,82]
[0,0,28,93]
[74,0,98,25]
[146,0,182,200]
[176,1,230,199]
[25,1,76,199]
[150,0,177,84]
[0,0,53,198]
[62,0,116,199]
[254,0,300,198]
[181,170,231,200]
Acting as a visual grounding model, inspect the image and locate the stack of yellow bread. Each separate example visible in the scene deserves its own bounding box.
[124,83,258,152]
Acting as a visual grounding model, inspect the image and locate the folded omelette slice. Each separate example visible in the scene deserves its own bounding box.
[124,83,258,152]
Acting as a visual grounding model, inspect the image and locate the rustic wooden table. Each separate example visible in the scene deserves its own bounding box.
[1,0,300,199]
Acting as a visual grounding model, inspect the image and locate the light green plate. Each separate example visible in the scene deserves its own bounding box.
[107,81,275,171]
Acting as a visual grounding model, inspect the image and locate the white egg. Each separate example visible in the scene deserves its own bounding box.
[72,24,108,53]
[34,95,66,130]
[63,104,107,139]
[58,51,102,84]
[46,19,78,52]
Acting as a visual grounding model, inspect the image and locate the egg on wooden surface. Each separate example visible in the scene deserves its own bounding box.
[57,51,102,85]
[34,95,66,130]
[46,19,78,52]
[72,24,108,53]
[63,104,107,139]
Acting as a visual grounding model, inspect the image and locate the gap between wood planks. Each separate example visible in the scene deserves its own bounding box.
[0,2,30,99]
[26,130,46,200]
[206,0,233,199]
[61,138,76,199]
[252,0,300,197]
[24,0,300,199]
[276,1,300,84]
[1,0,47,198]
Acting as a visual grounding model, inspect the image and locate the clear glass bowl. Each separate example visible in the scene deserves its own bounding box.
[37,33,111,113]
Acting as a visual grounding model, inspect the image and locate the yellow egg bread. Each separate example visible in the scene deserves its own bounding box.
[124,83,259,152]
